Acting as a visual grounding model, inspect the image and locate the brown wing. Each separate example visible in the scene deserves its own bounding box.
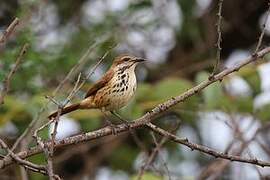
[84,68,114,98]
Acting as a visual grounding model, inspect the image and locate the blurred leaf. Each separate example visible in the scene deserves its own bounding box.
[136,83,155,102]
[129,0,152,11]
[238,66,261,95]
[196,72,224,109]
[109,145,138,171]
[37,126,49,140]
[30,172,48,180]
[72,110,102,131]
[28,153,46,165]
[131,173,163,180]
[0,96,31,130]
[153,78,193,100]
[255,104,270,122]
[120,100,144,119]
[27,94,48,115]
[233,96,253,113]
[151,78,199,122]
[28,153,47,180]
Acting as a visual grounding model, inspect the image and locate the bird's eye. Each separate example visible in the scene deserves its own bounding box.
[122,57,130,61]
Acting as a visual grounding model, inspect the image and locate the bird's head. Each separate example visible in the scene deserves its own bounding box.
[112,54,146,72]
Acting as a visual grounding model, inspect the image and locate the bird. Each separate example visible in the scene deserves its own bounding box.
[48,54,145,120]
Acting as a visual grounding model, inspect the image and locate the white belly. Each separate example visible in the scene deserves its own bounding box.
[105,71,137,111]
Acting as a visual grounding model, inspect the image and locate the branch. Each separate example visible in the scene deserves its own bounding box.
[10,37,110,152]
[210,0,223,77]
[0,18,20,43]
[137,132,171,180]
[253,1,270,55]
[30,46,113,177]
[0,138,46,174]
[1,46,270,169]
[146,123,270,167]
[0,43,29,105]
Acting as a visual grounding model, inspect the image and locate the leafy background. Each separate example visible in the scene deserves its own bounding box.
[0,0,270,179]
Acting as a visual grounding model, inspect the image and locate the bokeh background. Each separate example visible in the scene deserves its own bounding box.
[1,0,270,179]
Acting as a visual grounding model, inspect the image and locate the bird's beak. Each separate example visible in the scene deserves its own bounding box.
[134,58,146,62]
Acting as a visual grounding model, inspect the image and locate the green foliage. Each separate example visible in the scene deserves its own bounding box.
[177,0,200,45]
[109,145,139,171]
[28,153,47,165]
[0,96,31,129]
[196,71,224,109]
[129,0,152,11]
[238,66,261,95]
[255,104,270,122]
[29,173,48,180]
[77,110,102,131]
[153,78,192,100]
[131,173,163,180]
[195,71,255,114]
[1,0,270,179]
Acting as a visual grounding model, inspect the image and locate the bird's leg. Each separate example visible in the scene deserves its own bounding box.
[110,111,130,129]
[100,110,117,135]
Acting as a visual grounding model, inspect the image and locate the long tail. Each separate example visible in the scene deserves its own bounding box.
[48,103,80,119]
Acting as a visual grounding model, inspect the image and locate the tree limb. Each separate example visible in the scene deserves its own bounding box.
[1,46,270,169]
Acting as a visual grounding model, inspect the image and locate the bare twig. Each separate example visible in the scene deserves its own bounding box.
[210,0,223,77]
[146,122,270,167]
[46,90,72,179]
[10,37,109,152]
[0,138,46,174]
[32,45,114,179]
[151,133,171,180]
[1,46,270,169]
[0,17,20,43]
[19,139,30,180]
[253,1,270,55]
[0,43,29,105]
[70,45,114,95]
[32,116,55,180]
[137,132,169,180]
[33,119,54,148]
[138,121,181,180]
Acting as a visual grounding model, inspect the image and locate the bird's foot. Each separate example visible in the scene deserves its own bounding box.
[110,111,131,130]
[120,119,131,130]
[105,119,118,135]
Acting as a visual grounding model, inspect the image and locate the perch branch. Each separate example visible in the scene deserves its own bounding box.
[1,46,270,169]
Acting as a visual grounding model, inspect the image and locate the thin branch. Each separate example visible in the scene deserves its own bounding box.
[151,133,171,180]
[146,123,270,167]
[33,117,60,179]
[19,139,30,180]
[137,132,169,180]
[45,90,71,179]
[1,46,270,168]
[0,17,20,43]
[32,45,114,179]
[210,0,223,77]
[53,36,110,94]
[0,138,46,173]
[33,119,54,148]
[138,121,180,180]
[10,37,109,152]
[0,43,29,105]
[253,1,270,55]
[198,114,262,179]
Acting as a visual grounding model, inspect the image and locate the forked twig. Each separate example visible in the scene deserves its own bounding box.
[0,43,29,105]
[0,17,20,43]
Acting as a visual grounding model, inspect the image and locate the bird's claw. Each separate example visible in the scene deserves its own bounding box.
[105,119,118,135]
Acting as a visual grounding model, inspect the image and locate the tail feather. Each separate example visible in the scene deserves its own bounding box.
[48,103,80,119]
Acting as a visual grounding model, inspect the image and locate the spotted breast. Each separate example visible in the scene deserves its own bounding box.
[93,64,137,111]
